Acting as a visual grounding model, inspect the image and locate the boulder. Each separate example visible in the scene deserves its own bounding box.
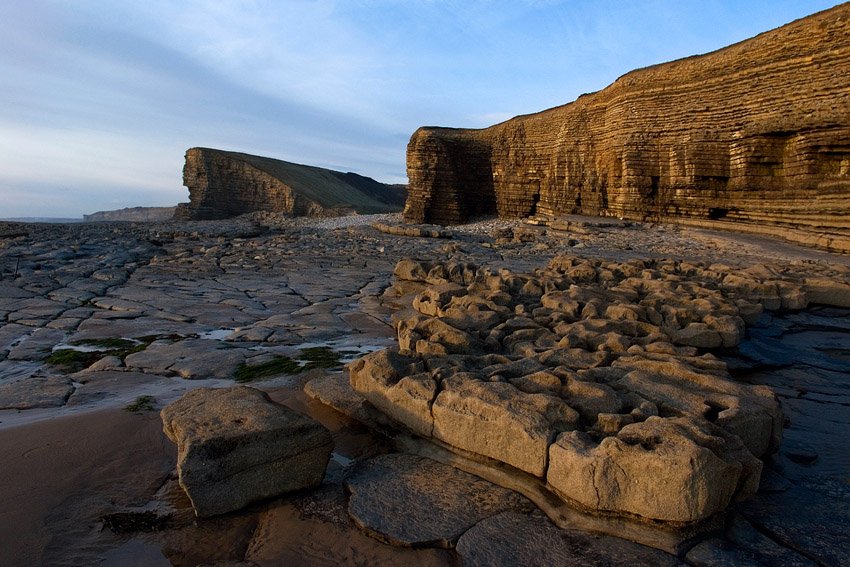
[348,348,436,437]
[547,417,762,523]
[160,386,333,517]
[432,374,578,477]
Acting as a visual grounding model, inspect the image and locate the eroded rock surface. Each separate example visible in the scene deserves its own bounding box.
[405,4,850,252]
[2,216,848,565]
[350,255,850,524]
[161,386,333,517]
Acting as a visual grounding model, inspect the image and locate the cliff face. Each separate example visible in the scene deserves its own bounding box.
[405,4,850,251]
[176,148,406,220]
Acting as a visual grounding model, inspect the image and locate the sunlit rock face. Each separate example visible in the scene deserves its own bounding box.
[405,5,850,250]
[176,147,406,220]
[348,254,850,525]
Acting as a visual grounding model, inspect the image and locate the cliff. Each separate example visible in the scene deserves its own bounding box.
[84,206,177,222]
[405,4,850,252]
[176,148,406,220]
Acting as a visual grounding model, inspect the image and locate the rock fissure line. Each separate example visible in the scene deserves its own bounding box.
[743,514,830,567]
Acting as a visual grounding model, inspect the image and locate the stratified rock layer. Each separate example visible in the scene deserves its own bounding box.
[348,255,850,524]
[176,147,406,220]
[405,5,850,251]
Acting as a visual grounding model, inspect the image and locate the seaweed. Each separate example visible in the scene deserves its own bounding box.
[70,337,138,350]
[233,347,348,382]
[234,356,301,382]
[44,349,103,372]
[124,395,156,413]
[45,334,189,372]
[298,346,345,370]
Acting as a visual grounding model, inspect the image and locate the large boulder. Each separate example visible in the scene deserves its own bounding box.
[432,374,579,477]
[547,417,762,523]
[161,386,333,517]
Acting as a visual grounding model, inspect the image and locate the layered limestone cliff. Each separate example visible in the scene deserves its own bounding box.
[176,148,406,220]
[405,4,850,251]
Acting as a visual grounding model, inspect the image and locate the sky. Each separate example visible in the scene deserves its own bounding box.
[0,0,842,218]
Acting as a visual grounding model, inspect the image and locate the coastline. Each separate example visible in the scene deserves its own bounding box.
[0,214,848,565]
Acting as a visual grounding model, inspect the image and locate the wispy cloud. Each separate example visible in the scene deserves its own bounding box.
[0,0,840,216]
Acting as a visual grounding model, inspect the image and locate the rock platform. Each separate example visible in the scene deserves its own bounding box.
[1,214,848,565]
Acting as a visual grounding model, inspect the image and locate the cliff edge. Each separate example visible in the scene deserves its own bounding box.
[405,4,850,252]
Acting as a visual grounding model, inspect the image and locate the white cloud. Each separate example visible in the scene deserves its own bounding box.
[1,0,842,216]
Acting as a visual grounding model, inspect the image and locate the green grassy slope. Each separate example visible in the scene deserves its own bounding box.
[206,148,406,214]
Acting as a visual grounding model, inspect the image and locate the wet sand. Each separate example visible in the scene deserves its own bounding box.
[0,408,174,567]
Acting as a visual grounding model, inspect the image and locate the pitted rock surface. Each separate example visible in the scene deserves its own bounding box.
[350,255,850,523]
[344,453,534,547]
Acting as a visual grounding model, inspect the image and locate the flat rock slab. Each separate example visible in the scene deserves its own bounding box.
[739,481,850,567]
[344,453,534,548]
[0,375,74,409]
[244,485,454,567]
[6,328,68,361]
[126,339,250,379]
[161,386,333,517]
[304,373,392,428]
[456,511,680,567]
[684,514,818,567]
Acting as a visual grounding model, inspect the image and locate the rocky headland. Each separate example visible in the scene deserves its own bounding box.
[176,147,406,220]
[84,206,177,223]
[405,3,850,253]
[0,213,848,566]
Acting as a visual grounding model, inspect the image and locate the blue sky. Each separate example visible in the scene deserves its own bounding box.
[0,0,841,217]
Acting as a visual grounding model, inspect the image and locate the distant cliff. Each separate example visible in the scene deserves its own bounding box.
[84,206,177,222]
[405,4,850,252]
[175,148,406,220]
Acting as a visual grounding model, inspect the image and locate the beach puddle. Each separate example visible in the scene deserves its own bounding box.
[198,328,237,340]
